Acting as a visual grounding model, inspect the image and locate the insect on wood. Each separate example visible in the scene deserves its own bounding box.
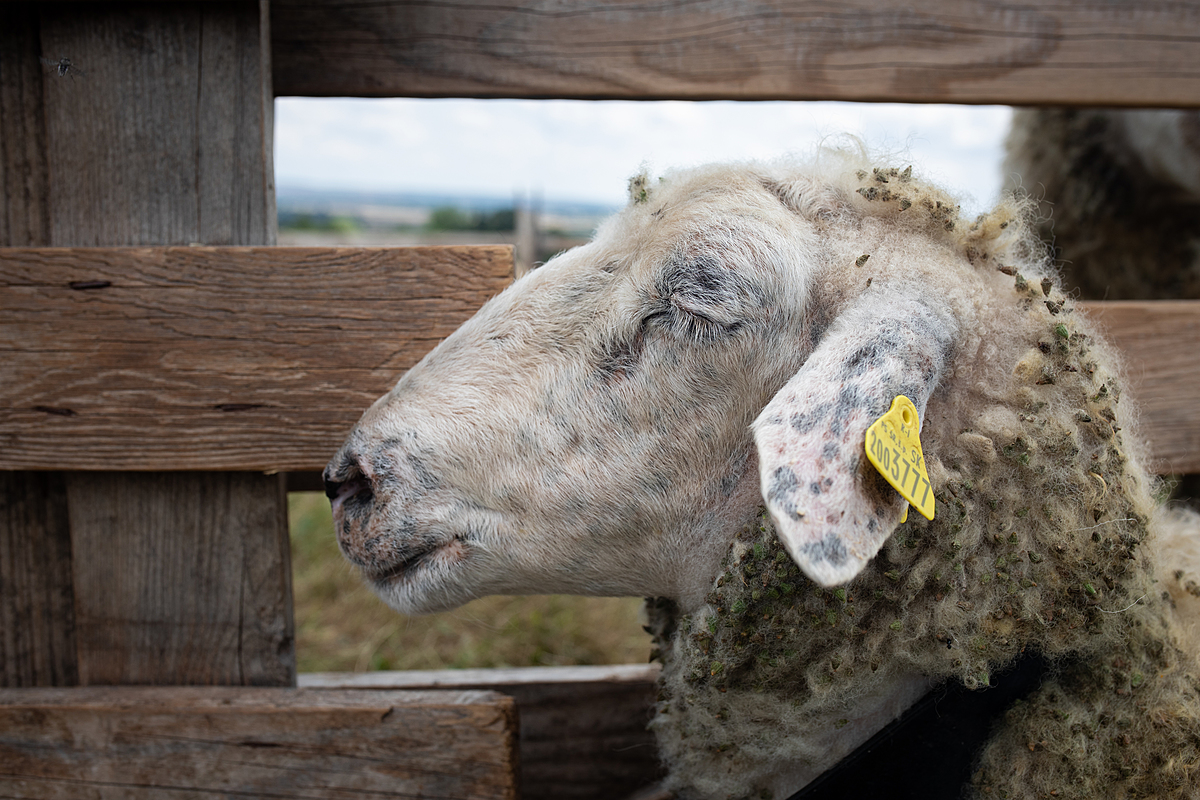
[40,56,83,78]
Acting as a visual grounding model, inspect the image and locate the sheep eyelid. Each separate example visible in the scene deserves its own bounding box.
[671,297,724,326]
[667,295,745,336]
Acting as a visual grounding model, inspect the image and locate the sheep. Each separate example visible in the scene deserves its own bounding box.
[1004,107,1200,510]
[323,148,1200,800]
[1003,108,1200,301]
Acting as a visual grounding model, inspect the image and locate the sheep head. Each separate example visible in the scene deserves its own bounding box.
[324,159,978,615]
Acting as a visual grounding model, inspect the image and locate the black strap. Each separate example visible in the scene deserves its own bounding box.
[791,653,1050,800]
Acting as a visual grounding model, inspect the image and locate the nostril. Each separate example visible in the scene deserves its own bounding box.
[323,476,344,501]
[324,452,372,505]
[329,476,373,512]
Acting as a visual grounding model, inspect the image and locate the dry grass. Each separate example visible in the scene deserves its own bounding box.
[288,492,653,672]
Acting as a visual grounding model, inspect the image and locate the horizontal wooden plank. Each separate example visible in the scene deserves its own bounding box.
[299,663,661,689]
[2,249,1196,473]
[0,686,518,799]
[1079,301,1200,474]
[0,246,512,472]
[271,0,1200,107]
[302,666,663,800]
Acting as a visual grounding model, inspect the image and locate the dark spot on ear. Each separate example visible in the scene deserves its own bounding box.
[821,441,840,461]
[867,517,879,533]
[790,402,831,433]
[830,383,890,437]
[829,384,866,437]
[717,448,751,498]
[896,382,925,404]
[841,341,885,378]
[768,465,799,502]
[767,466,805,520]
[839,323,912,380]
[810,481,823,495]
[801,533,849,567]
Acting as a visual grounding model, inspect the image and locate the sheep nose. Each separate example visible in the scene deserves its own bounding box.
[323,451,373,511]
[323,475,345,501]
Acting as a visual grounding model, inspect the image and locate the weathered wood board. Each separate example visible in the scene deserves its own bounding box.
[0,686,520,799]
[0,2,291,689]
[1,251,1196,473]
[0,245,513,472]
[271,0,1200,107]
[301,665,663,800]
[1079,301,1200,476]
[0,4,50,248]
[1,3,73,692]
[38,2,276,247]
[66,471,295,687]
[0,472,77,688]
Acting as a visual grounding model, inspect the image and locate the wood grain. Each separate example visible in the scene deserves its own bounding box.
[0,3,297,689]
[0,6,74,690]
[302,665,663,800]
[66,472,295,686]
[0,245,514,472]
[1079,301,1200,475]
[0,686,519,799]
[1,252,1194,473]
[39,2,275,247]
[0,472,77,688]
[271,0,1200,107]
[0,4,50,248]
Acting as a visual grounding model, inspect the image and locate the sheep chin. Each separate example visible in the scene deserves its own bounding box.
[367,539,480,615]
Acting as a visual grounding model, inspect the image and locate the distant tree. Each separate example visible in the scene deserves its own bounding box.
[278,212,360,233]
[427,206,475,231]
[427,206,516,232]
[477,209,515,231]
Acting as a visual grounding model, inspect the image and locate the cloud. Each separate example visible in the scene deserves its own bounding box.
[274,98,1012,213]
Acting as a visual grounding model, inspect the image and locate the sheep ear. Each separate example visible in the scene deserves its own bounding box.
[752,292,957,587]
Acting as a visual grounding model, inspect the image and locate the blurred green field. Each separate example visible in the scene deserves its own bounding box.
[288,492,653,672]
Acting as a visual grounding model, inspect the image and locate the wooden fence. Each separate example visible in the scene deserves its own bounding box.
[2,2,1198,798]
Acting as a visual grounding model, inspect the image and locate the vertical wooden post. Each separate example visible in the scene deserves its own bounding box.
[1,2,78,689]
[0,1,295,687]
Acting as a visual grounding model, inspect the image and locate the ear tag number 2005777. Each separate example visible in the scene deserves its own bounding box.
[865,395,935,523]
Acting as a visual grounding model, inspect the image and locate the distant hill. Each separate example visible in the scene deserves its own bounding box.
[276,185,618,219]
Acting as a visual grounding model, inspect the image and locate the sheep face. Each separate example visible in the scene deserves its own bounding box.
[325,170,818,613]
[325,162,963,614]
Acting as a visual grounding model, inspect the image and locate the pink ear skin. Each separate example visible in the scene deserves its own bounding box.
[752,295,956,587]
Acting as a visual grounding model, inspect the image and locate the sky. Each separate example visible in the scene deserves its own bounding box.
[274,98,1014,216]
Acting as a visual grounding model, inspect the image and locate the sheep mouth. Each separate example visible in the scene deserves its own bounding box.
[363,539,463,586]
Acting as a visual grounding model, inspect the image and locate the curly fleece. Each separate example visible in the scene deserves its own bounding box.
[646,165,1200,800]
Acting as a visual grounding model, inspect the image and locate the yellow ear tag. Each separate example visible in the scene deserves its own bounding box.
[865,396,935,522]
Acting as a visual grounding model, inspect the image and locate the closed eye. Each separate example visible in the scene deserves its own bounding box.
[596,311,667,380]
[667,297,743,341]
